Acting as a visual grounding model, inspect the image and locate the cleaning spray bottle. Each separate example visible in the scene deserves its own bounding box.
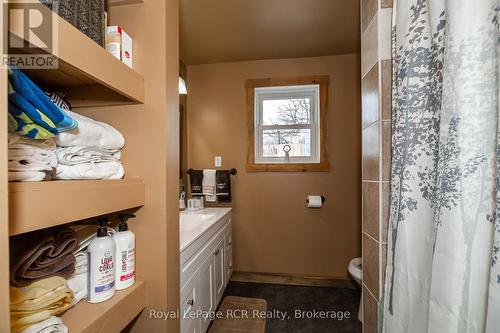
[88,217,116,303]
[112,213,136,290]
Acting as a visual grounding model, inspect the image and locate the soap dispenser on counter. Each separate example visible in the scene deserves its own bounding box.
[112,213,136,290]
[88,217,116,303]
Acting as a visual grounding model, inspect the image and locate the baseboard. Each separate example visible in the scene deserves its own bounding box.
[230,271,358,289]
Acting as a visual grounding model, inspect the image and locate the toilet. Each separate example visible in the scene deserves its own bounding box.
[348,257,363,321]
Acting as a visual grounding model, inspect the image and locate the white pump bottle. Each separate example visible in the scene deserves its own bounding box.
[112,213,136,290]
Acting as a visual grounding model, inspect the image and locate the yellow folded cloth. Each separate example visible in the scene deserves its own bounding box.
[10,276,74,333]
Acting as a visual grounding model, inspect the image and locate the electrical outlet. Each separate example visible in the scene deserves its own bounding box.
[215,156,222,168]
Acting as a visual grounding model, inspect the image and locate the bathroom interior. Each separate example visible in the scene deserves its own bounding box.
[2,0,500,333]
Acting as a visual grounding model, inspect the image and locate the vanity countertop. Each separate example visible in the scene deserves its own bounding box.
[180,207,232,252]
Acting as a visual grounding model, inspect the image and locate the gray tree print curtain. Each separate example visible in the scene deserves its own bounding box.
[383,0,500,332]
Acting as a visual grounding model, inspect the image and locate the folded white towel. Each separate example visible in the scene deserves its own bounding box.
[9,149,57,162]
[9,156,57,172]
[203,169,216,202]
[8,134,57,182]
[67,250,88,305]
[55,161,124,180]
[56,111,125,150]
[74,251,88,275]
[8,133,57,151]
[67,272,87,305]
[19,316,68,333]
[8,171,53,182]
[56,146,121,166]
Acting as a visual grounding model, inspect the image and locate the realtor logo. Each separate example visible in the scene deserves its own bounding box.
[2,0,58,68]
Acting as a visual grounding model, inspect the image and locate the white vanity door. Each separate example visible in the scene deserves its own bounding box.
[181,271,200,333]
[198,252,215,333]
[213,237,225,306]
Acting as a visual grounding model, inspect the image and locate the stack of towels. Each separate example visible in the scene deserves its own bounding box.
[7,66,126,181]
[10,277,73,333]
[8,133,57,182]
[55,110,125,180]
[9,225,116,333]
[9,227,78,333]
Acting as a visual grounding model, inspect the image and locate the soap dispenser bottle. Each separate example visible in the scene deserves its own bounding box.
[112,213,136,290]
[88,217,116,303]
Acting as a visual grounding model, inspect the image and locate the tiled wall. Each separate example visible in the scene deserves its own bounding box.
[361,0,393,332]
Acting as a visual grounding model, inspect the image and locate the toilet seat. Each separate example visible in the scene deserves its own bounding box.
[348,257,362,281]
[347,257,363,322]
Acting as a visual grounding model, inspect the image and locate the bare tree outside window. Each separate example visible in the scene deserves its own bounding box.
[263,98,311,146]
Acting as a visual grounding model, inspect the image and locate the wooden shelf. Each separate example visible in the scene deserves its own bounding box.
[8,2,145,107]
[9,179,145,236]
[61,281,146,333]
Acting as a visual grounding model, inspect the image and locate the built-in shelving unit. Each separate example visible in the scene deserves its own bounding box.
[1,0,179,331]
[9,180,145,236]
[61,281,146,333]
[8,2,145,107]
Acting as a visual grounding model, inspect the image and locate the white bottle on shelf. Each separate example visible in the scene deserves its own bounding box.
[112,213,136,290]
[88,217,116,303]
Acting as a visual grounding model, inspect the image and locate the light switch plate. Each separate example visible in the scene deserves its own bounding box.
[215,156,222,168]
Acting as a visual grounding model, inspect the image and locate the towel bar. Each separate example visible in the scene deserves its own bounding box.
[187,168,237,176]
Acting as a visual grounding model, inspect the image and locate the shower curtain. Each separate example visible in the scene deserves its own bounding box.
[383,0,500,332]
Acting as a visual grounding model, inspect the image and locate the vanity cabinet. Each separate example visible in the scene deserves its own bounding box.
[180,210,232,333]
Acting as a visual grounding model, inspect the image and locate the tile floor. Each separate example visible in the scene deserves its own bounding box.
[224,282,362,333]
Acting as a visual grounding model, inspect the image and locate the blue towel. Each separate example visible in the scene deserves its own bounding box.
[8,67,77,136]
[8,67,64,124]
[56,105,78,132]
[8,93,59,135]
[8,101,56,139]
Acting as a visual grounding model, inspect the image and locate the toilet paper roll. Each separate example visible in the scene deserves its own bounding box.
[307,195,324,208]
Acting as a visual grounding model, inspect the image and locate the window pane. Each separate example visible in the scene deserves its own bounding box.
[262,129,311,157]
[262,98,311,125]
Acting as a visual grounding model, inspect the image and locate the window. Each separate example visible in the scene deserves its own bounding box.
[255,85,320,163]
[246,76,330,172]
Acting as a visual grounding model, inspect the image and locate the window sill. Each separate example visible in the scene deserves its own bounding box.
[246,162,330,172]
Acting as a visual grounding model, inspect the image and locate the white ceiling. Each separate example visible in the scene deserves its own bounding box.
[180,0,360,65]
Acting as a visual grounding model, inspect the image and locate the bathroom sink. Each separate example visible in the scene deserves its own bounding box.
[180,219,203,232]
[192,213,216,221]
[179,212,216,232]
[179,208,232,251]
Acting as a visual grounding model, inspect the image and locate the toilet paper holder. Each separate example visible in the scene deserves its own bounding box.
[306,196,326,205]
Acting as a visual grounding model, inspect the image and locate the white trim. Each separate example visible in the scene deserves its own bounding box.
[253,85,321,164]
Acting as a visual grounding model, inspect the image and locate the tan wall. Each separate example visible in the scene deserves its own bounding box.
[186,54,361,279]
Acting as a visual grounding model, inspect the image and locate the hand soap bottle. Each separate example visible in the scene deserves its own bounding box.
[88,217,116,303]
[112,213,136,290]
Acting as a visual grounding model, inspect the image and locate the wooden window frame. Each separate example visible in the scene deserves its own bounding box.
[246,76,330,172]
